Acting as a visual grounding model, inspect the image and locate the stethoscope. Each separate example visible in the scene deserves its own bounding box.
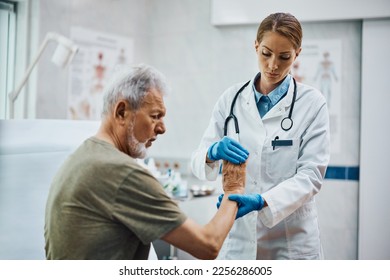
[223,77,297,136]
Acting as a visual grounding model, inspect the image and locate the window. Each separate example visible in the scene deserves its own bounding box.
[0,1,16,119]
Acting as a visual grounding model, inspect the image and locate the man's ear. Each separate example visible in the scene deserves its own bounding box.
[114,100,128,122]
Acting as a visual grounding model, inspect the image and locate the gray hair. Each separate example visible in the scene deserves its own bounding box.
[101,64,168,116]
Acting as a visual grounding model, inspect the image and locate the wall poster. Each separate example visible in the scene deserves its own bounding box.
[67,27,134,120]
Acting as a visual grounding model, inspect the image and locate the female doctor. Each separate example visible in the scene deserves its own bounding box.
[191,13,330,260]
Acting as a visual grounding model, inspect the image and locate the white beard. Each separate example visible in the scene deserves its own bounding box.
[127,121,148,159]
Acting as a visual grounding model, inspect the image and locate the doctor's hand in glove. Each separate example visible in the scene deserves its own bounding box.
[207,136,249,164]
[217,193,265,219]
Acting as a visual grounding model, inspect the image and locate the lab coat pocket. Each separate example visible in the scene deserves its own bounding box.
[265,137,299,179]
[285,201,321,259]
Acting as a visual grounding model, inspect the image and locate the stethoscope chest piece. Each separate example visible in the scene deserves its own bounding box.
[281,117,293,131]
[280,77,297,132]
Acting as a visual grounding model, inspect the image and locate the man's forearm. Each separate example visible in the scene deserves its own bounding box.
[203,193,238,252]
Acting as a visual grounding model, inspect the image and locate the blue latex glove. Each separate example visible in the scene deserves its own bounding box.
[217,193,265,219]
[207,136,249,164]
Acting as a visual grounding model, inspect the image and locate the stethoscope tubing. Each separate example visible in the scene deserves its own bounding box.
[223,80,250,136]
[224,77,297,136]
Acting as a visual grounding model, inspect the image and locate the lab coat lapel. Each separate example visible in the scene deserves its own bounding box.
[263,80,295,120]
[241,80,262,123]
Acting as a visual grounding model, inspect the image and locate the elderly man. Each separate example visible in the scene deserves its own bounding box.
[44,64,246,260]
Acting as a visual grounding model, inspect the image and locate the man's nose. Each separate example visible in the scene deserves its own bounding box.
[156,120,166,135]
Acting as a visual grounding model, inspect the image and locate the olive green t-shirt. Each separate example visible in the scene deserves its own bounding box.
[44,137,186,259]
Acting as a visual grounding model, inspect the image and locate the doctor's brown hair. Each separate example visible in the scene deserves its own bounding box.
[256,12,303,50]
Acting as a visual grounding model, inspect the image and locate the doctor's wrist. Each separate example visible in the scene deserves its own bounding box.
[206,142,218,162]
[206,155,214,163]
[261,197,268,208]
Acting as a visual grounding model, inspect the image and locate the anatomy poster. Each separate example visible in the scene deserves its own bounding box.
[67,27,134,120]
[291,39,342,154]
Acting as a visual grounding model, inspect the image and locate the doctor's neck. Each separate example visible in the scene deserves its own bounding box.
[257,76,284,95]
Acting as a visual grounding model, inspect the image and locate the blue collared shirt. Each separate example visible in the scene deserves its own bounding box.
[252,73,291,116]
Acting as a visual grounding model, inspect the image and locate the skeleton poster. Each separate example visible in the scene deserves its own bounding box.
[68,27,134,120]
[291,39,342,154]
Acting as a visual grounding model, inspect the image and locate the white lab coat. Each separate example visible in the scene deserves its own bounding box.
[191,74,330,259]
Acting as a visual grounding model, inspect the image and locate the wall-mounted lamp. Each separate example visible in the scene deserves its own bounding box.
[8,32,78,118]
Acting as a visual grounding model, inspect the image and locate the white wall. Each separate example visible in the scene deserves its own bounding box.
[145,0,257,159]
[359,19,390,260]
[35,0,150,118]
[301,21,361,260]
[211,0,390,25]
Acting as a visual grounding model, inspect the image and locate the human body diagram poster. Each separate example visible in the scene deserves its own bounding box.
[291,39,342,154]
[67,27,134,120]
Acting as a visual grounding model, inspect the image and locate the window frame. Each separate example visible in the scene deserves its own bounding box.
[0,1,16,119]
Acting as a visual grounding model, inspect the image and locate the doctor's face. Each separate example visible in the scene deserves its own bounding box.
[255,31,301,93]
